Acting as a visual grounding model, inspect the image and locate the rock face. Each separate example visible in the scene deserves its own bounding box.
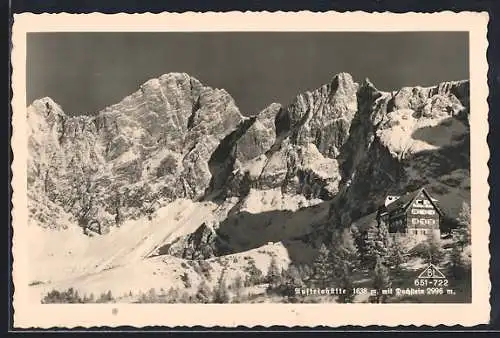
[224,73,358,201]
[334,79,470,228]
[28,73,245,231]
[27,72,470,258]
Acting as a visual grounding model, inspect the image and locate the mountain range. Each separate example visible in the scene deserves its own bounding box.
[26,71,470,300]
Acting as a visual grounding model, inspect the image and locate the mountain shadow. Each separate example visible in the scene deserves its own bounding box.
[203,116,257,201]
[213,201,333,266]
[156,200,335,267]
[411,116,469,148]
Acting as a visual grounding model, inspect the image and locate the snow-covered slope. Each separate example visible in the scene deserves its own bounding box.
[27,199,230,282]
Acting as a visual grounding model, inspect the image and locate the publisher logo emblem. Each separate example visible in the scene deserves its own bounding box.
[417,263,446,279]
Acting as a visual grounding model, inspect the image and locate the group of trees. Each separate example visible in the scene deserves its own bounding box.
[193,268,237,303]
[42,288,114,304]
[449,202,472,278]
[304,226,395,303]
[353,218,410,272]
[307,229,360,303]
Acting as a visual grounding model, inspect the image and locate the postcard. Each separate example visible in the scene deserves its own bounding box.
[11,11,490,328]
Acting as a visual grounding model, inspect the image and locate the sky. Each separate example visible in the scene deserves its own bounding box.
[27,32,469,116]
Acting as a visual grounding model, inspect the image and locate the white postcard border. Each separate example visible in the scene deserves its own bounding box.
[11,11,490,328]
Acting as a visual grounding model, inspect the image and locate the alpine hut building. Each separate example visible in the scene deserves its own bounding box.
[377,187,443,239]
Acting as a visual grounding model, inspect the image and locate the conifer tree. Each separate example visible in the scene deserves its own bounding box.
[213,272,230,303]
[311,243,332,288]
[195,280,212,303]
[298,264,313,285]
[166,287,180,303]
[352,225,370,269]
[146,288,158,303]
[372,257,391,303]
[450,244,465,279]
[332,228,359,264]
[377,219,390,254]
[364,220,390,269]
[244,259,264,287]
[425,231,444,265]
[386,236,408,273]
[284,265,303,289]
[275,264,303,302]
[266,256,281,291]
[284,264,303,287]
[330,229,358,303]
[106,290,113,302]
[74,290,81,303]
[232,275,244,303]
[454,201,471,250]
[179,291,192,303]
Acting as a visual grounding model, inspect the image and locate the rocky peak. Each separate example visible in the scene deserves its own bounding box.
[330,72,358,99]
[358,77,381,98]
[27,97,67,134]
[29,97,65,115]
[27,72,246,231]
[283,72,359,158]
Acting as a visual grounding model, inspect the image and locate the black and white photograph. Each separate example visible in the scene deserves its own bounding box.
[11,11,490,328]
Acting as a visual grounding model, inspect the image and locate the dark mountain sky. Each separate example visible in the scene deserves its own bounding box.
[27,32,468,116]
